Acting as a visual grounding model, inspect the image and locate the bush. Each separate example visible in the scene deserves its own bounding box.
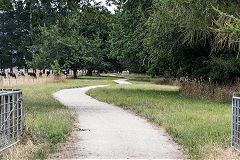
[51,60,61,77]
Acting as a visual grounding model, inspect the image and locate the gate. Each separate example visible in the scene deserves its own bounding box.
[0,89,23,152]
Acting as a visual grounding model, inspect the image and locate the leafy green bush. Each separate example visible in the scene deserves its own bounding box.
[51,60,61,77]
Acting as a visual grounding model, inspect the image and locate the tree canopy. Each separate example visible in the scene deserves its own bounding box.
[1,0,240,83]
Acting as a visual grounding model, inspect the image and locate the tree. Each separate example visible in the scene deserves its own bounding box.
[212,7,240,56]
[0,1,21,71]
[143,0,240,83]
[109,0,152,73]
[51,60,61,76]
[29,2,115,78]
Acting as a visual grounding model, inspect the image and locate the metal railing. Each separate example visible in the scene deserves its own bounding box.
[0,89,23,152]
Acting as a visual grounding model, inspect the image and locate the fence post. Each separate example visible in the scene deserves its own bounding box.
[16,93,19,141]
[12,93,15,142]
[7,94,10,145]
[3,95,6,147]
[0,76,2,85]
[8,77,10,86]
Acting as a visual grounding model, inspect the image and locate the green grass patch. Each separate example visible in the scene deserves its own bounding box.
[1,77,115,159]
[78,76,121,80]
[87,81,232,158]
[129,76,151,82]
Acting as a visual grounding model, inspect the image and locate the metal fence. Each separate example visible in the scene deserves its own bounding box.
[0,89,23,152]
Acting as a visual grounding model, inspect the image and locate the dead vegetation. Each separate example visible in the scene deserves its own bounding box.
[152,77,239,101]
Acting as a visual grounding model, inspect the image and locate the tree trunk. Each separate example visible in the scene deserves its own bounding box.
[25,66,28,73]
[86,69,92,76]
[73,68,78,79]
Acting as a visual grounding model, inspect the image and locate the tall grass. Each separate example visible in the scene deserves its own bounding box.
[152,77,239,101]
[180,81,239,101]
[151,77,180,86]
[0,77,115,159]
[88,81,233,158]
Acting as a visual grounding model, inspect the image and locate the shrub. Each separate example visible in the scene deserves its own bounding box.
[51,60,61,78]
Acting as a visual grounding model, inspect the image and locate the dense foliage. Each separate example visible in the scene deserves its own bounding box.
[108,0,240,84]
[0,0,121,77]
[1,0,240,83]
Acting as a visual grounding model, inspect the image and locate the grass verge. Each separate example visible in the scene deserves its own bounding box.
[87,81,233,159]
[0,77,115,159]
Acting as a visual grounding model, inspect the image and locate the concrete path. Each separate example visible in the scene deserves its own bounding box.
[113,79,132,84]
[50,79,184,159]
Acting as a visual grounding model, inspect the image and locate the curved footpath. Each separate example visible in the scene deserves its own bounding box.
[50,79,184,159]
[113,78,132,84]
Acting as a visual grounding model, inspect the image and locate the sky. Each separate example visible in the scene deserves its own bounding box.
[16,0,116,13]
[95,0,116,13]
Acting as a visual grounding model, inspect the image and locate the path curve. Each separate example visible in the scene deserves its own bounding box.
[113,79,132,84]
[50,79,184,159]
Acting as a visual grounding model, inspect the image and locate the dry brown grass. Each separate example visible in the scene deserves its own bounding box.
[151,77,181,86]
[0,75,66,87]
[101,73,149,78]
[1,140,41,160]
[125,73,149,78]
[0,68,77,87]
[201,143,240,159]
[152,77,239,101]
[180,81,239,101]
